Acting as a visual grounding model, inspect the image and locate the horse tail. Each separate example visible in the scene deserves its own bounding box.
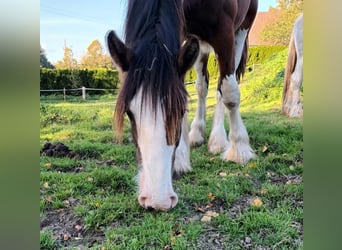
[236,38,248,82]
[282,33,297,114]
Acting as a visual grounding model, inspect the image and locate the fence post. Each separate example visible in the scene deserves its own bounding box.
[63,88,66,101]
[82,86,86,100]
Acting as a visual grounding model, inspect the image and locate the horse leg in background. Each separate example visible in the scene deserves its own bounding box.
[216,28,255,165]
[284,51,303,117]
[290,48,303,117]
[174,112,191,176]
[208,88,229,154]
[189,43,210,146]
[282,14,303,118]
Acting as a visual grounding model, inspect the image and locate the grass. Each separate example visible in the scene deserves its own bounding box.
[40,48,303,249]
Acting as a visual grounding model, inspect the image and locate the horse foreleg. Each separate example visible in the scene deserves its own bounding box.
[208,91,228,154]
[218,28,255,164]
[174,112,191,175]
[220,74,255,164]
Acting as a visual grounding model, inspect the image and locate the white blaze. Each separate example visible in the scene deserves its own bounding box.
[129,88,178,210]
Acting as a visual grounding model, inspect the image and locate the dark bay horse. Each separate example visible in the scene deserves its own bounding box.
[106,0,258,211]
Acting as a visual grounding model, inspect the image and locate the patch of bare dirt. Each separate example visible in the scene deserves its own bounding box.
[41,142,79,159]
[228,195,255,219]
[193,228,231,250]
[40,208,105,248]
[192,197,226,215]
[267,172,302,185]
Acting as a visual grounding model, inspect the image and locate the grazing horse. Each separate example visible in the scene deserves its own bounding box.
[106,0,258,211]
[282,13,303,118]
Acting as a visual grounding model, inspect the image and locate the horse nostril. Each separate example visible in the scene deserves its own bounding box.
[146,206,154,211]
[170,195,178,209]
[138,196,147,207]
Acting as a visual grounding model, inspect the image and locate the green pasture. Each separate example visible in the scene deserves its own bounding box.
[40,48,303,249]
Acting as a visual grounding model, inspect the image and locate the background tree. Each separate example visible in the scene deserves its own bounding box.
[261,0,303,46]
[55,45,78,69]
[80,40,112,69]
[40,45,55,69]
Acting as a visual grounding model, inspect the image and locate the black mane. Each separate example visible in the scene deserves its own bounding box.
[117,0,187,144]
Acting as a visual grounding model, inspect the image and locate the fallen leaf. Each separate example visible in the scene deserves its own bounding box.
[219,172,227,177]
[208,192,216,201]
[201,215,212,222]
[43,182,49,189]
[195,207,205,213]
[289,165,295,171]
[206,210,219,217]
[44,162,52,168]
[252,197,263,207]
[262,145,268,153]
[63,200,70,207]
[205,203,213,209]
[75,224,82,231]
[87,177,94,182]
[260,189,267,195]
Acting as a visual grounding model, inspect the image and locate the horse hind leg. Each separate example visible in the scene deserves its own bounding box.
[284,59,303,118]
[282,20,303,118]
[219,28,255,164]
[189,42,211,146]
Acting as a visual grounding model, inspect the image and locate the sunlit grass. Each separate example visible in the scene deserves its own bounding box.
[40,49,303,249]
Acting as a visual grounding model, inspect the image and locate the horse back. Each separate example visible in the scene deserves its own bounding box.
[183,0,258,41]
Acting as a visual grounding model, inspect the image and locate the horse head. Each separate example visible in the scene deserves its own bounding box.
[106,30,198,211]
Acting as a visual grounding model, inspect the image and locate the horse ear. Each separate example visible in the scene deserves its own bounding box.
[178,35,199,76]
[106,30,131,71]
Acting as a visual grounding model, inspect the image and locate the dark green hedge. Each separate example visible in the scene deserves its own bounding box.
[184,45,287,83]
[185,53,219,83]
[40,68,119,95]
[41,46,286,95]
[247,45,287,66]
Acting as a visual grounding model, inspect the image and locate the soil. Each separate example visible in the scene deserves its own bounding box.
[40,208,105,248]
[41,142,78,159]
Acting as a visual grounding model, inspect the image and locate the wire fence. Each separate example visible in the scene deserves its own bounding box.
[39,65,265,103]
[40,81,196,102]
[40,86,117,101]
